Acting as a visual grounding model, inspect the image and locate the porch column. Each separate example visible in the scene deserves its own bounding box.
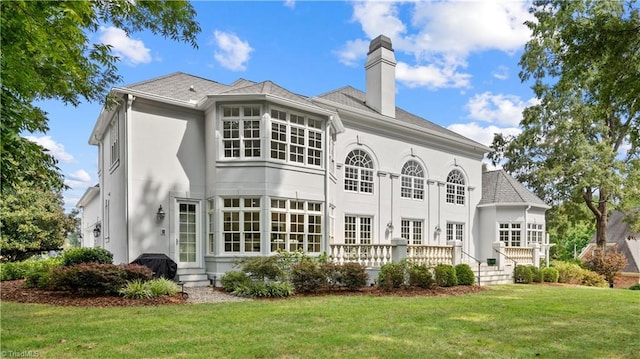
[391,238,407,263]
[530,243,541,268]
[447,240,462,265]
[492,241,506,270]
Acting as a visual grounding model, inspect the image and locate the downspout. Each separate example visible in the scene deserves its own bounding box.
[323,120,331,254]
[524,205,531,246]
[125,94,134,263]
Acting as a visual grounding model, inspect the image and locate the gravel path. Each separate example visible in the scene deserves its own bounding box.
[183,286,250,304]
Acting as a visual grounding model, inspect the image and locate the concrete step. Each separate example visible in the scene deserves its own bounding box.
[176,271,210,287]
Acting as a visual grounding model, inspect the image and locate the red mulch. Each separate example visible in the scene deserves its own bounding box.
[0,280,485,307]
[0,280,186,307]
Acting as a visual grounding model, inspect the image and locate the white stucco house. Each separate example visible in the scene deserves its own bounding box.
[78,35,550,285]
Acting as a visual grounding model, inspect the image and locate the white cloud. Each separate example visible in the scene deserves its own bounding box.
[65,169,93,189]
[68,169,91,182]
[284,0,295,9]
[24,135,74,163]
[396,61,471,89]
[465,92,538,127]
[213,30,253,71]
[447,122,521,147]
[337,1,533,90]
[492,66,509,80]
[99,26,152,65]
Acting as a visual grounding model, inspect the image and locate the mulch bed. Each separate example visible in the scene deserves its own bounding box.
[1,280,485,307]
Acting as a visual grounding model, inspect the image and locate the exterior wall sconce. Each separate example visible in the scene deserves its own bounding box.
[386,222,394,231]
[435,225,442,235]
[93,223,101,238]
[156,205,166,221]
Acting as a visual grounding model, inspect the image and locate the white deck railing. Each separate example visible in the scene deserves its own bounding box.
[407,245,454,265]
[329,244,393,267]
[504,247,534,265]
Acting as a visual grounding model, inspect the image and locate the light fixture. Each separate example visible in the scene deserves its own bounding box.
[386,222,394,231]
[93,223,101,238]
[435,225,441,235]
[156,205,166,221]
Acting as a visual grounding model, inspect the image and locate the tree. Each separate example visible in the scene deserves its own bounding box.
[0,0,200,192]
[490,0,640,249]
[0,185,74,261]
[546,201,595,260]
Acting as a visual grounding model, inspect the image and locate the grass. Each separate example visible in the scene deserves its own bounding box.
[1,285,638,358]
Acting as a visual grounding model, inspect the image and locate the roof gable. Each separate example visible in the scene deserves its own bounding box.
[122,72,230,103]
[479,170,548,207]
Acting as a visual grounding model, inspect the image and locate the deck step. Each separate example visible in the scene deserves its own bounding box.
[176,271,210,287]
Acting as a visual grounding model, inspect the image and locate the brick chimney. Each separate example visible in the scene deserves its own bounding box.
[365,35,396,118]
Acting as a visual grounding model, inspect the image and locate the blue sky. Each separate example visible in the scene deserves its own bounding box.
[31,0,539,210]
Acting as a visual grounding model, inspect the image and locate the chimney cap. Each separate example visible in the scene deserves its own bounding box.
[368,35,394,55]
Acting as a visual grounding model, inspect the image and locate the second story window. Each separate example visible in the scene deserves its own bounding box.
[344,150,374,193]
[446,169,465,205]
[401,160,424,199]
[109,112,119,168]
[270,109,323,167]
[222,105,261,159]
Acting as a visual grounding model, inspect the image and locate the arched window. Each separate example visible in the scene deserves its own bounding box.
[344,150,374,193]
[446,169,465,205]
[401,160,424,199]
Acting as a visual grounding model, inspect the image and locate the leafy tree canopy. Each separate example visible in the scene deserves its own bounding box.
[490,0,640,247]
[0,0,200,191]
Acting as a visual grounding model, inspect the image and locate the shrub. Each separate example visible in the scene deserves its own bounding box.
[554,261,584,284]
[61,247,113,266]
[378,262,405,290]
[232,281,294,298]
[629,283,640,290]
[239,256,284,282]
[408,263,435,289]
[119,280,153,299]
[529,266,542,283]
[541,267,559,283]
[514,265,533,284]
[146,277,180,297]
[0,261,27,281]
[291,260,326,293]
[24,257,62,289]
[455,264,475,286]
[220,271,250,292]
[584,249,626,287]
[435,264,457,287]
[50,263,152,295]
[580,270,608,287]
[338,262,368,291]
[320,262,341,290]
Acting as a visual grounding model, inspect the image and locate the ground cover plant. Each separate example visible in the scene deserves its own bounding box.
[1,285,638,358]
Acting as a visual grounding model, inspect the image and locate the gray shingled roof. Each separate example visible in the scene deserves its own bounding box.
[220,80,318,108]
[479,170,548,207]
[122,72,230,103]
[587,210,640,273]
[314,86,483,146]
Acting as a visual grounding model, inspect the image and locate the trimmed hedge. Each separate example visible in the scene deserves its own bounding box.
[514,265,533,284]
[541,267,559,283]
[337,262,368,291]
[220,271,250,292]
[50,263,152,295]
[455,264,475,286]
[408,263,435,289]
[378,262,405,290]
[435,264,457,287]
[291,260,326,293]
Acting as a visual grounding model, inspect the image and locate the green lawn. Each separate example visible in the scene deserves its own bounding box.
[1,285,638,358]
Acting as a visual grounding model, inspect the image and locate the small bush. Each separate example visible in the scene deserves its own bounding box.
[554,261,584,284]
[529,266,542,283]
[455,264,475,286]
[24,257,62,289]
[0,261,27,281]
[541,267,559,283]
[338,262,368,291]
[232,281,294,298]
[291,260,326,293]
[584,249,626,287]
[320,262,341,290]
[514,265,533,284]
[119,280,153,299]
[61,247,113,266]
[580,270,608,287]
[408,263,435,289]
[435,264,457,287]
[629,283,640,290]
[146,277,180,296]
[239,256,284,282]
[50,263,152,295]
[220,271,250,292]
[378,262,405,290]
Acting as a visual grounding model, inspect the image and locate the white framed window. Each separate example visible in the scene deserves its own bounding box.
[446,169,465,205]
[527,223,544,244]
[109,112,119,168]
[222,197,261,253]
[344,150,374,194]
[401,219,423,245]
[269,108,323,167]
[401,160,424,200]
[270,199,323,253]
[446,222,464,242]
[221,105,261,159]
[344,215,372,245]
[499,223,522,247]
